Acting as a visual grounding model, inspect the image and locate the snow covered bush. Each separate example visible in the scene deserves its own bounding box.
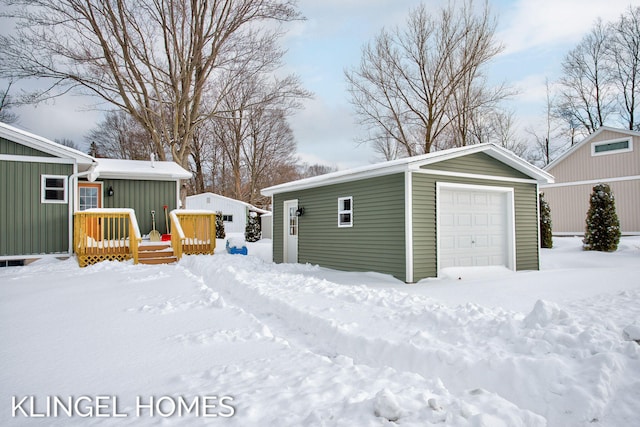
[245,212,261,242]
[539,193,553,248]
[583,183,621,252]
[215,211,226,239]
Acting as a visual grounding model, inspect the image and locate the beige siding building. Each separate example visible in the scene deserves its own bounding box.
[541,127,640,235]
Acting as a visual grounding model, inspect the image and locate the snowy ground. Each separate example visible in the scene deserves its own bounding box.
[1,236,639,426]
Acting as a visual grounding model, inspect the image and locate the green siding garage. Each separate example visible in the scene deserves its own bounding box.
[263,144,554,283]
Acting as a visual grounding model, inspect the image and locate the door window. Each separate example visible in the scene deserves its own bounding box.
[289,206,297,236]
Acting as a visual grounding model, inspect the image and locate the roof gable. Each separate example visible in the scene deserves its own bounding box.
[262,143,553,196]
[0,122,94,166]
[187,192,269,213]
[545,126,640,172]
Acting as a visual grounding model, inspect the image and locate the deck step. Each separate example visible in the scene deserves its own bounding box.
[139,243,171,252]
[138,256,178,265]
[138,243,176,265]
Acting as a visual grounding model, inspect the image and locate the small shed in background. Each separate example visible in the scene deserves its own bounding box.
[186,192,269,234]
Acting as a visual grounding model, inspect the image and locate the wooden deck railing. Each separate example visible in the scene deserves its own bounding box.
[170,210,216,258]
[74,209,142,267]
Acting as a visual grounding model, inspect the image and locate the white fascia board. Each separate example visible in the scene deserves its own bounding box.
[0,122,94,166]
[0,154,76,165]
[95,171,190,181]
[261,163,410,196]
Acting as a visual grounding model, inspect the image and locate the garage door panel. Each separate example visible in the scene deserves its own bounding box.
[474,235,489,248]
[474,193,489,205]
[440,236,455,250]
[456,192,472,205]
[457,236,473,249]
[474,213,489,226]
[457,213,472,226]
[440,212,455,226]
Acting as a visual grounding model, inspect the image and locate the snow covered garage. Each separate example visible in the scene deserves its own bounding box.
[261,144,554,282]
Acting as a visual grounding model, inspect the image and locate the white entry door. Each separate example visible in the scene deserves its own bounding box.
[438,184,514,271]
[283,200,298,263]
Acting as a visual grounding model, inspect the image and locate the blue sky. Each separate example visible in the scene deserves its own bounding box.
[7,0,635,169]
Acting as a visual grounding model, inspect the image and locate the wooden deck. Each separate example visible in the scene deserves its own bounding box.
[74,209,216,267]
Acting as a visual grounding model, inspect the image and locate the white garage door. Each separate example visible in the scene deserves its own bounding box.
[438,185,513,271]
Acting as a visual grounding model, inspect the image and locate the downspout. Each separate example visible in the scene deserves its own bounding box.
[67,162,98,257]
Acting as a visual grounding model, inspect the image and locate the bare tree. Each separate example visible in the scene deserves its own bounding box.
[85,110,154,160]
[0,81,18,124]
[0,0,302,168]
[480,110,527,157]
[608,6,640,130]
[526,79,565,167]
[556,19,615,136]
[345,0,506,157]
[297,163,337,178]
[54,138,79,150]
[208,70,307,203]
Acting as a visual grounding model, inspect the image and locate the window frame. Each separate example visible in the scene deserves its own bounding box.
[41,174,68,204]
[338,196,353,228]
[222,214,233,222]
[591,138,633,157]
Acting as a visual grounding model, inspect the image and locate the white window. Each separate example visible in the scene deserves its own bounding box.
[338,196,353,227]
[591,138,633,156]
[41,175,68,204]
[222,214,233,222]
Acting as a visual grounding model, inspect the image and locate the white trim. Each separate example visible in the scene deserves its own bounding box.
[591,137,633,157]
[0,154,76,164]
[412,167,539,184]
[536,184,541,269]
[405,171,413,283]
[0,122,94,165]
[77,181,103,211]
[337,196,353,228]
[0,254,69,262]
[41,174,68,204]
[540,175,640,188]
[176,181,181,209]
[436,182,516,277]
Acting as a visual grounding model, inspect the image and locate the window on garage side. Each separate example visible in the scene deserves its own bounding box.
[338,196,353,227]
[222,214,233,222]
[41,175,68,204]
[591,138,632,156]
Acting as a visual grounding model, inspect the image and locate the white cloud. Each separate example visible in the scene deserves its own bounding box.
[497,0,632,56]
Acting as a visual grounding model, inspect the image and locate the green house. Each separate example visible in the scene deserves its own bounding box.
[0,122,191,264]
[261,144,555,283]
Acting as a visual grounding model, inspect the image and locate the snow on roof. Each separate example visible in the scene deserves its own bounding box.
[93,158,192,181]
[0,121,191,181]
[186,192,270,214]
[261,143,554,196]
[0,121,95,166]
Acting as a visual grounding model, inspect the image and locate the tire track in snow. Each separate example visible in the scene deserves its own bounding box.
[181,255,640,427]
